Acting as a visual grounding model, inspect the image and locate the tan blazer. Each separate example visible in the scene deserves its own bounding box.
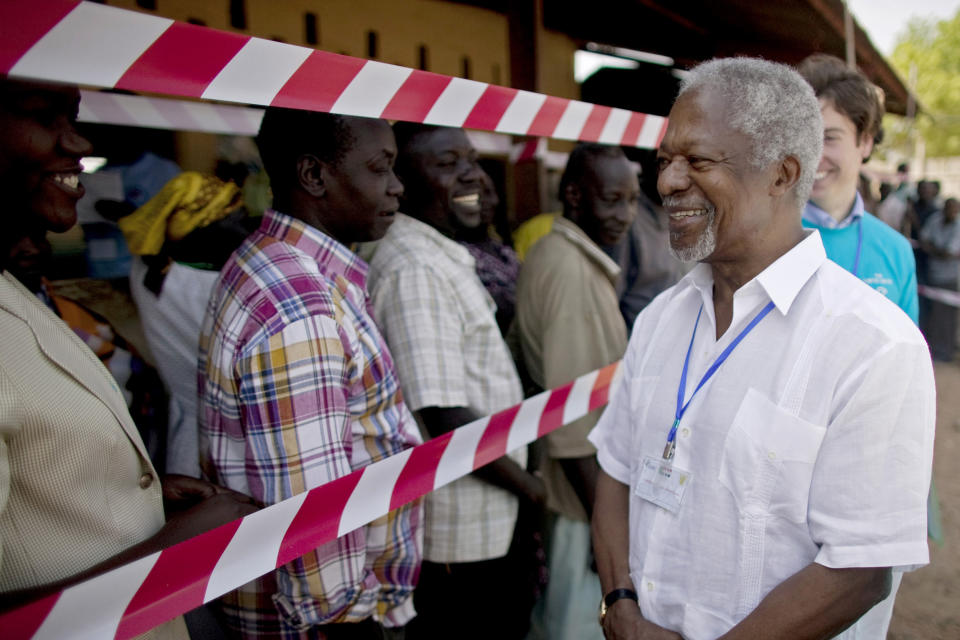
[0,272,186,638]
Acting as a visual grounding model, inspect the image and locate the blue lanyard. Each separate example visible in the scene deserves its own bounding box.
[663,299,777,460]
[851,218,863,277]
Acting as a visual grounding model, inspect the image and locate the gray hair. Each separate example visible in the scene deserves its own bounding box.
[678,58,823,207]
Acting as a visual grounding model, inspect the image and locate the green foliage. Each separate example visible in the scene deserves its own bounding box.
[889,10,960,157]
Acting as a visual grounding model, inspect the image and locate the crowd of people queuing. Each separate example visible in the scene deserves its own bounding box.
[0,51,937,640]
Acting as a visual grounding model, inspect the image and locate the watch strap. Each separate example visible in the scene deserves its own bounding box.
[603,587,639,607]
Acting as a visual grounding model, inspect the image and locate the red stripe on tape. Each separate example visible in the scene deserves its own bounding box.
[620,112,647,146]
[380,70,452,122]
[474,404,522,469]
[116,519,243,639]
[527,95,569,137]
[589,362,620,412]
[389,433,452,511]
[116,22,249,97]
[278,471,364,562]
[0,592,60,638]
[462,85,518,131]
[0,0,79,74]
[655,118,669,148]
[271,50,365,111]
[579,104,612,142]
[537,383,574,439]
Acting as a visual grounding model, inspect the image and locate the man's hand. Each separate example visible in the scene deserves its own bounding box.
[151,492,260,549]
[603,600,683,640]
[162,473,260,513]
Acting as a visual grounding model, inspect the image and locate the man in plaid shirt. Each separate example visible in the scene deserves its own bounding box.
[198,108,423,639]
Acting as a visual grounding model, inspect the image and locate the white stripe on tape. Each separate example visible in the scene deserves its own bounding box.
[495,90,548,134]
[636,114,666,148]
[179,100,243,135]
[552,100,594,140]
[424,77,489,127]
[126,93,195,130]
[598,108,633,145]
[433,416,489,490]
[338,448,413,537]
[204,492,308,602]
[32,553,160,640]
[202,38,313,106]
[507,390,550,454]
[562,369,600,426]
[10,3,173,88]
[331,61,413,118]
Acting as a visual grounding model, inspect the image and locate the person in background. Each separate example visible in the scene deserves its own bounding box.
[120,172,253,478]
[876,162,911,232]
[797,53,918,324]
[604,150,688,329]
[457,170,521,335]
[364,123,544,640]
[0,78,256,637]
[919,197,960,361]
[199,107,422,639]
[515,143,637,640]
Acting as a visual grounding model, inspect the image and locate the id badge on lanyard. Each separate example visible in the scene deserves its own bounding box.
[638,300,776,513]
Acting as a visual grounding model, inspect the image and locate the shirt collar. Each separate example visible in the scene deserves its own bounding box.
[394,213,476,267]
[552,216,621,285]
[681,229,827,317]
[260,209,369,291]
[803,192,864,229]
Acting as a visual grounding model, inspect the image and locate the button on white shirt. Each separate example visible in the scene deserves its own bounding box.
[590,230,935,640]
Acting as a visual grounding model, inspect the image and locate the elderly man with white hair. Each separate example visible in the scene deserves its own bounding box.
[590,58,935,640]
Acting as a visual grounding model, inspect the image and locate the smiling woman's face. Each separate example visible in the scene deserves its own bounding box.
[0,80,92,270]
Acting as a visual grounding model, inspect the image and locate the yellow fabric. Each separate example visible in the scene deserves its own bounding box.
[512,212,558,261]
[118,172,242,255]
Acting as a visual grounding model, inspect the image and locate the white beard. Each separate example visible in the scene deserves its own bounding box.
[669,209,717,262]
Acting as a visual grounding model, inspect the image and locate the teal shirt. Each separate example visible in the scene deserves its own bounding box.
[803,196,919,324]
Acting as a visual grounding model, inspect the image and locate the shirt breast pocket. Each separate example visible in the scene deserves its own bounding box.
[719,387,826,523]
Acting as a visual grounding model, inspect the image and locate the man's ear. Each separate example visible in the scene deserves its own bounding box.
[564,183,581,210]
[859,133,875,164]
[770,156,801,198]
[297,153,326,198]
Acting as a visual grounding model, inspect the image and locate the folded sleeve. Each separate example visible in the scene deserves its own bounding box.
[810,339,935,571]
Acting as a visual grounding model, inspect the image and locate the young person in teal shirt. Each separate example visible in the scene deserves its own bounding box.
[797,54,940,551]
[797,54,919,324]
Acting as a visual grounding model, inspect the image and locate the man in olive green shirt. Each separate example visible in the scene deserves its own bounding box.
[514,143,639,640]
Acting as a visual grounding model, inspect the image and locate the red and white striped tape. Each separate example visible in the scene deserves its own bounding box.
[918,284,960,308]
[78,90,264,136]
[1,0,668,148]
[0,362,622,640]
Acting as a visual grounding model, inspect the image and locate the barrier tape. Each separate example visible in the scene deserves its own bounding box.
[0,362,623,640]
[77,90,264,136]
[1,0,668,148]
[918,284,960,308]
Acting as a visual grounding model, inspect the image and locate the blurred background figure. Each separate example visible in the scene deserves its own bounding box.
[514,143,637,640]
[120,172,253,477]
[458,170,521,335]
[919,197,960,361]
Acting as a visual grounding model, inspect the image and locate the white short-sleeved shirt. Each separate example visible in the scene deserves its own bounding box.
[365,214,525,563]
[589,230,935,640]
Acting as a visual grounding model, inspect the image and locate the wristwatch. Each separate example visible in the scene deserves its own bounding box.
[598,588,639,627]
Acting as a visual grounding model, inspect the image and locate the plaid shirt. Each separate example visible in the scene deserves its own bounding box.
[365,214,525,563]
[198,210,423,637]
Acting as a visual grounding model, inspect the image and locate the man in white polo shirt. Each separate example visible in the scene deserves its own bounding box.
[590,58,935,640]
